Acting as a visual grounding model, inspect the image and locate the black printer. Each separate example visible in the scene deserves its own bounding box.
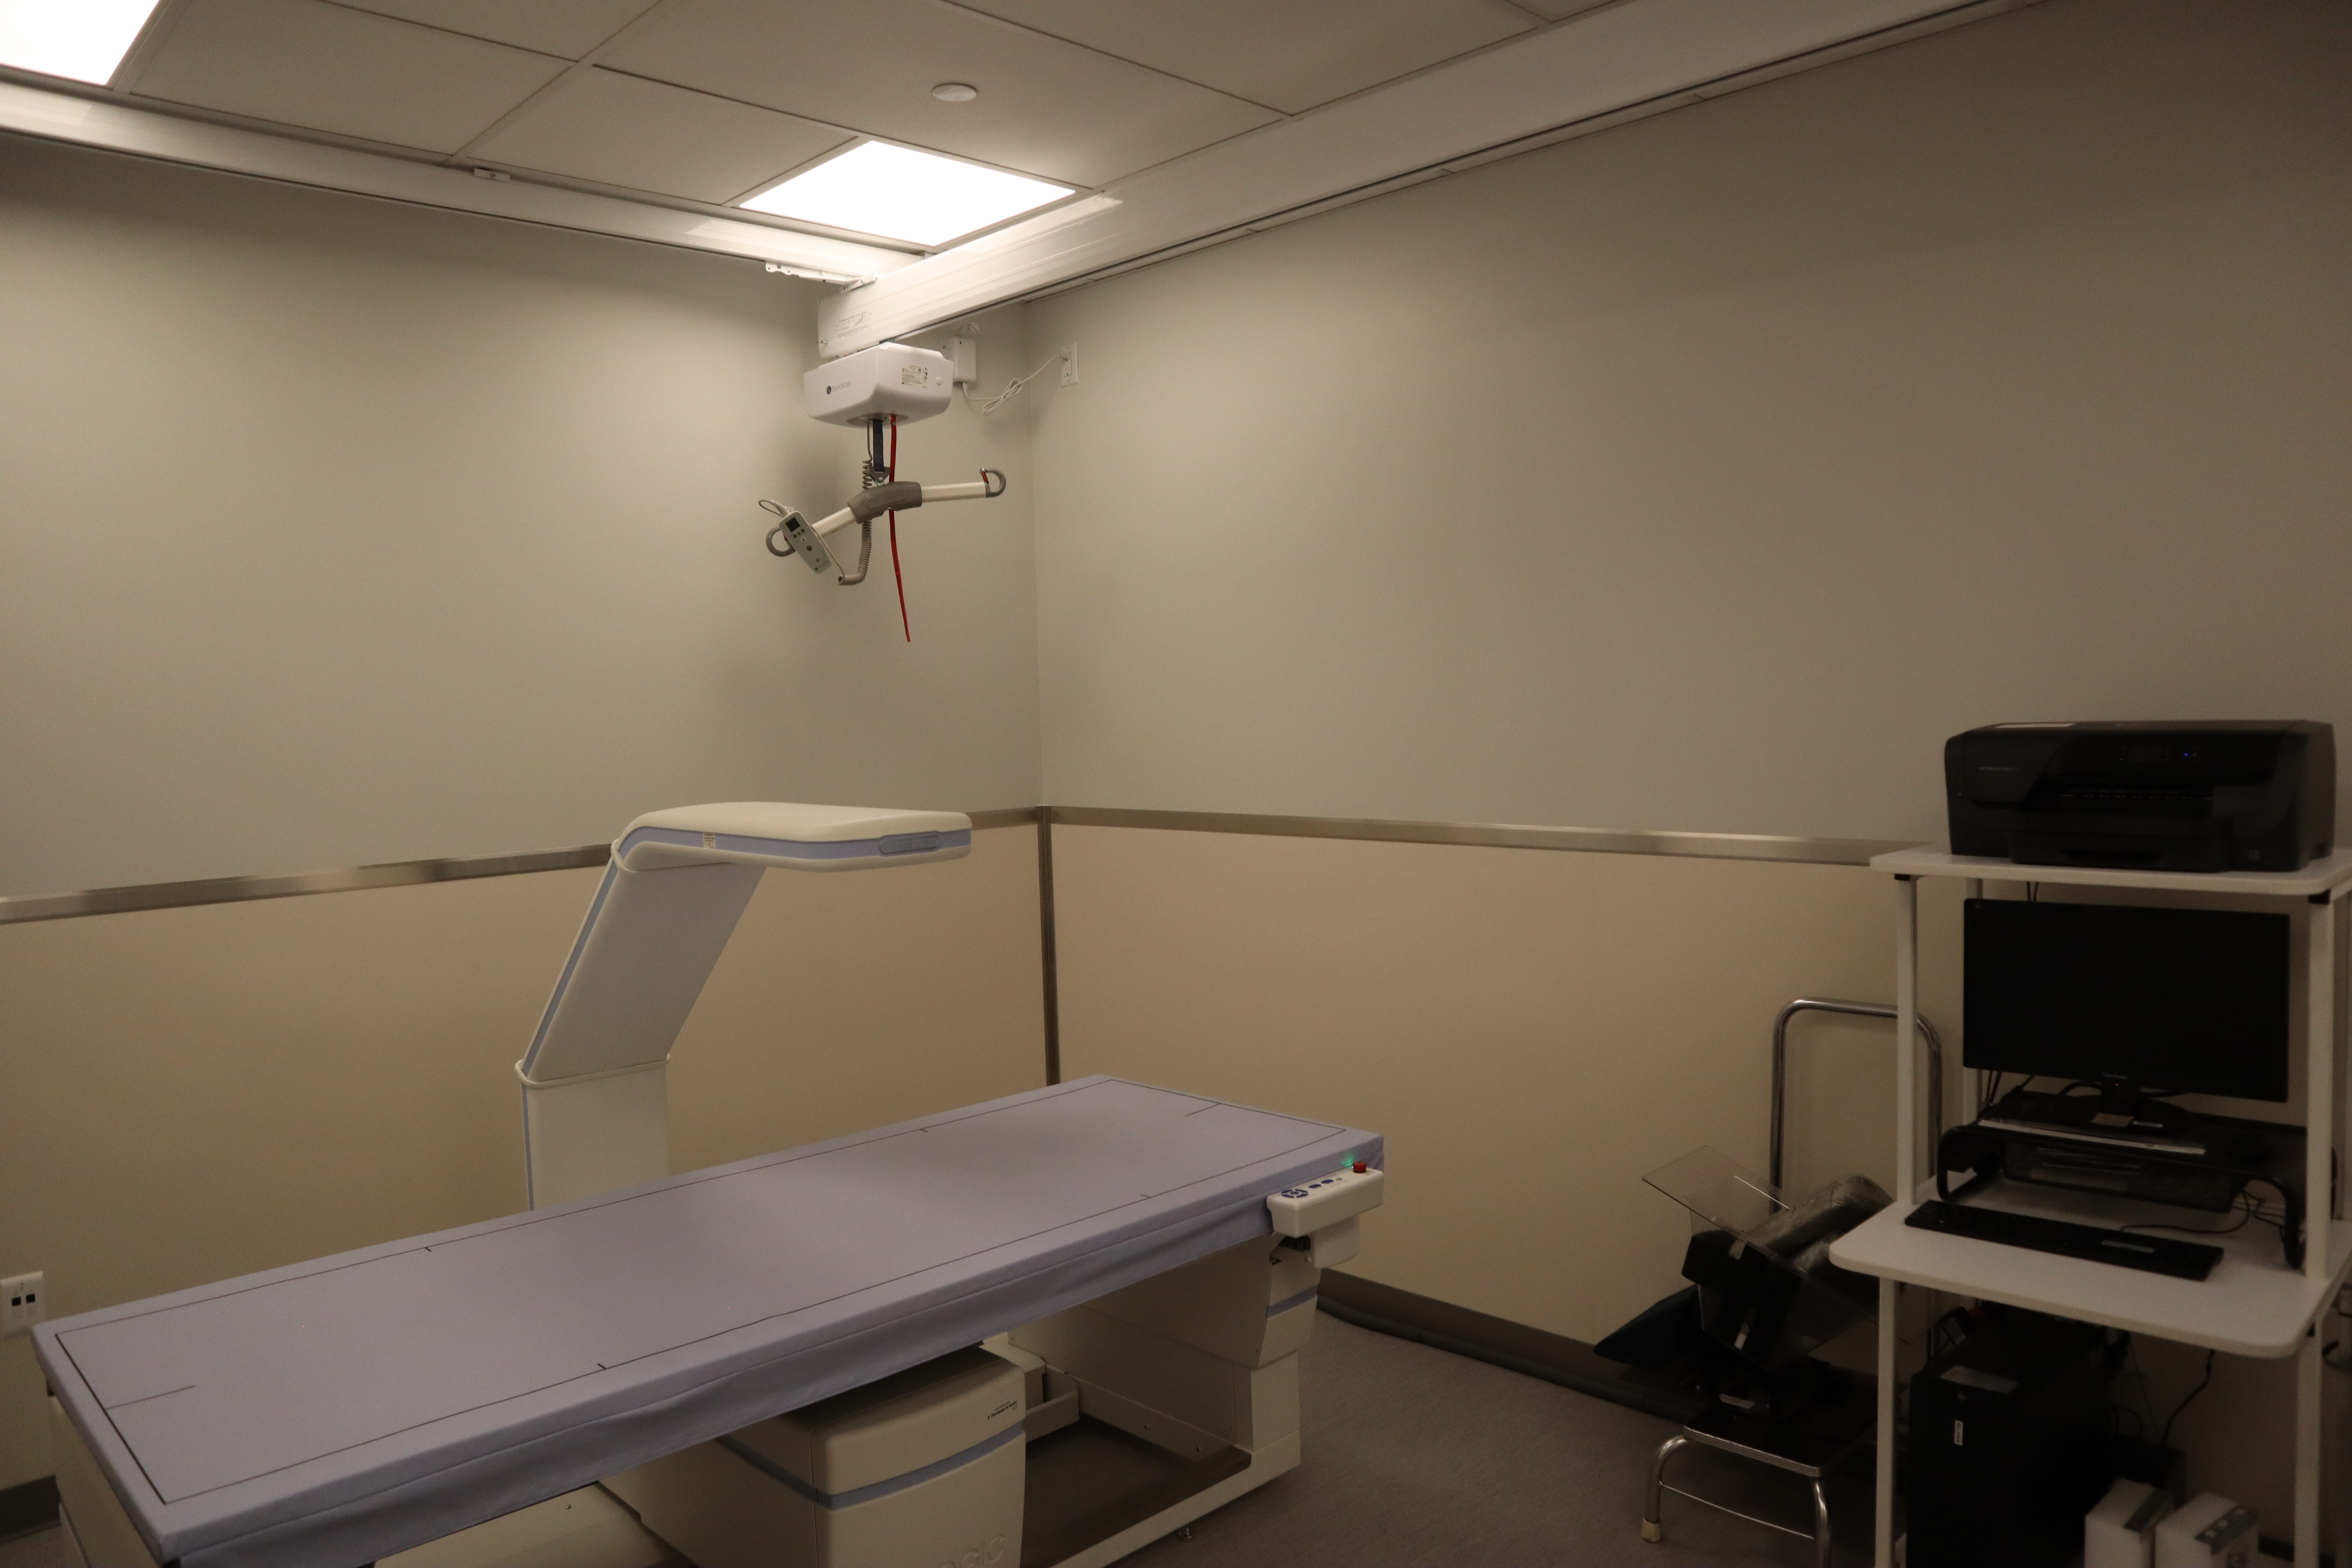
[1945,720,2334,872]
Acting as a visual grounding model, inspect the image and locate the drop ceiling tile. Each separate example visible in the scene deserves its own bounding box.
[331,0,661,60]
[469,68,851,202]
[1509,0,1616,19]
[132,0,566,153]
[603,0,1280,190]
[952,0,1536,115]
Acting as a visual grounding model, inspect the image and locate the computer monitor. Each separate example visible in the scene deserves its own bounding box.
[1964,898,2290,1104]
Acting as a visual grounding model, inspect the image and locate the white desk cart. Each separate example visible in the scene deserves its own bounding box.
[1828,849,2352,1568]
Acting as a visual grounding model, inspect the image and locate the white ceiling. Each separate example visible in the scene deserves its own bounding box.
[947,0,1543,116]
[467,68,849,205]
[94,0,1617,245]
[134,0,566,155]
[2,0,2012,316]
[335,0,659,59]
[601,0,1281,191]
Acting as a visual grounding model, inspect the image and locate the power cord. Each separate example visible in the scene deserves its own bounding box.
[965,350,1067,415]
[2158,1348,2216,1449]
[2120,1199,2255,1240]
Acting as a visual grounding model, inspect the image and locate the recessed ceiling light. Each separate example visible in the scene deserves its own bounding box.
[0,0,162,85]
[931,82,978,103]
[741,142,1072,249]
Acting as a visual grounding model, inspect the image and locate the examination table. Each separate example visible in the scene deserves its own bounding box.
[36,1077,1381,1568]
[37,804,1382,1568]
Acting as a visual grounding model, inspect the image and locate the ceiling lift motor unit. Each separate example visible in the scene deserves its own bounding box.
[763,343,1005,606]
[804,342,954,427]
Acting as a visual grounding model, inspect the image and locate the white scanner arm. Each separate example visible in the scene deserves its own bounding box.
[517,802,970,1207]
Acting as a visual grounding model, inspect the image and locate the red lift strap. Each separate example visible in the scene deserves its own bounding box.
[887,416,909,642]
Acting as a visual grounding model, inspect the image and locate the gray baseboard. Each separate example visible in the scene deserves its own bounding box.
[1314,1271,1704,1424]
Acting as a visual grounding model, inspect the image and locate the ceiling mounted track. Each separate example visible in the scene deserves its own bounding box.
[0,77,912,284]
[818,0,2029,354]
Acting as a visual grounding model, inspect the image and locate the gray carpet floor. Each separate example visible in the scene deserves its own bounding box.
[0,1313,1865,1567]
[1116,1314,1869,1568]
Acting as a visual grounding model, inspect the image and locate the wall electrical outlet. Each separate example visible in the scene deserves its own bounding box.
[2,1272,44,1336]
[1059,344,1079,385]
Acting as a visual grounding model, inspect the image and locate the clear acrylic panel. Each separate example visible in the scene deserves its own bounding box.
[1643,1146,1794,1256]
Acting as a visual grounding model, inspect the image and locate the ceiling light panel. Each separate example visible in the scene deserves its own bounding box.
[955,0,1536,115]
[131,0,565,155]
[602,0,1276,190]
[741,141,1071,247]
[329,0,661,61]
[469,69,851,203]
[0,0,162,85]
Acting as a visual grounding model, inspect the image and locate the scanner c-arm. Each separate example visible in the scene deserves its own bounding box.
[515,800,971,1209]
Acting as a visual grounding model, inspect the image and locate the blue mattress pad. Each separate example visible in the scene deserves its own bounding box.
[36,1077,1380,1568]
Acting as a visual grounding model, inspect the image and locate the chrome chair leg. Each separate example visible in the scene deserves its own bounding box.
[1810,1476,1832,1568]
[1642,1434,1690,1543]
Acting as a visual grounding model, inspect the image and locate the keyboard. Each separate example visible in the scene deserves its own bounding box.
[1904,1200,2222,1280]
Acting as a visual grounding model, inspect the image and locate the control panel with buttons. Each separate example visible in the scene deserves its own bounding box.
[1267,1161,1384,1237]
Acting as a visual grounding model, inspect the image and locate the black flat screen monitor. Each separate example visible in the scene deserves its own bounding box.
[1963,898,2290,1103]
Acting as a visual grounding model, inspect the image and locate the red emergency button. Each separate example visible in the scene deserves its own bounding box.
[1352,1160,1367,1174]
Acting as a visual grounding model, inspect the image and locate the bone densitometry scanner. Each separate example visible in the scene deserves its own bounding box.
[35,803,1384,1568]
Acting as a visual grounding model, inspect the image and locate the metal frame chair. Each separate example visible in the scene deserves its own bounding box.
[1637,996,1946,1567]
[1642,1410,1858,1568]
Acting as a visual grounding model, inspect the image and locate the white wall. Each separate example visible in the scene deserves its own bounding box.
[1027,0,2352,844]
[0,134,1042,897]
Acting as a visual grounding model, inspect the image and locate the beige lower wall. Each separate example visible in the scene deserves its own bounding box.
[0,818,2313,1533]
[1051,825,1959,1338]
[1049,824,2305,1534]
[0,826,1045,1493]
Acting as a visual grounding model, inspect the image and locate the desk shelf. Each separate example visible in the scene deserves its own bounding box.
[1831,1193,2352,1360]
[1840,851,2349,1568]
[1869,846,2352,899]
